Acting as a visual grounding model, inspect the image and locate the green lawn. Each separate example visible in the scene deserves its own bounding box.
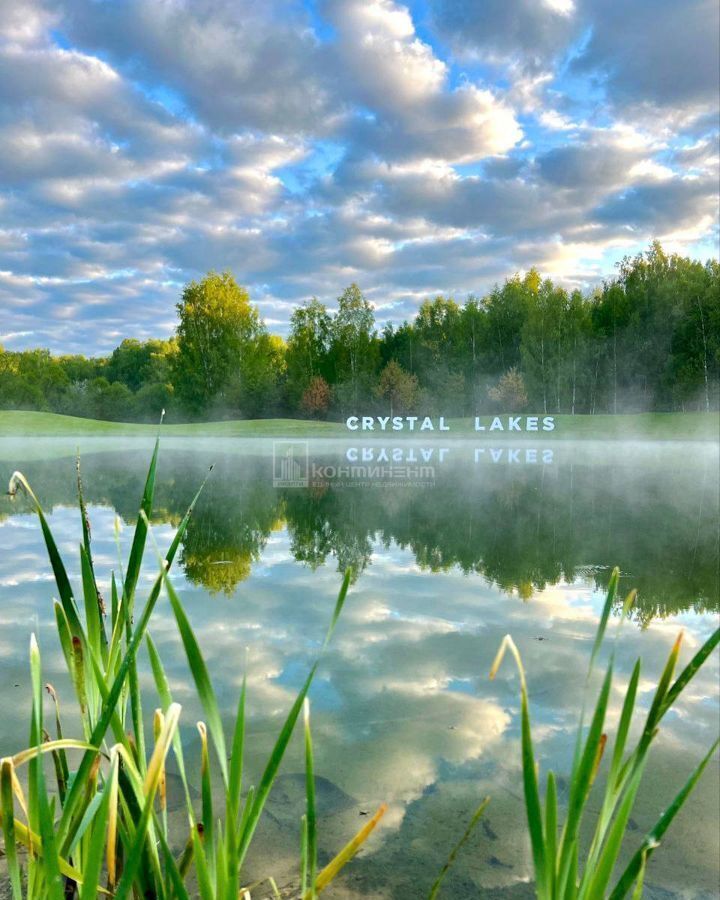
[0,409,718,440]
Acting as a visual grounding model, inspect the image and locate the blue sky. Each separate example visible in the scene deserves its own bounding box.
[0,0,718,354]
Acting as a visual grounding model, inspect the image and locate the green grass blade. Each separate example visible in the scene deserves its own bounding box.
[127,657,146,775]
[563,847,578,900]
[224,793,239,900]
[226,665,248,895]
[165,464,214,566]
[121,440,162,772]
[114,763,161,897]
[57,572,165,848]
[215,820,228,899]
[589,567,619,673]
[520,683,546,896]
[9,471,83,638]
[56,475,205,850]
[30,443,209,818]
[45,684,70,803]
[322,569,352,651]
[113,704,181,900]
[53,600,74,676]
[164,575,228,785]
[609,659,641,786]
[583,659,642,877]
[125,465,161,767]
[77,456,108,654]
[581,760,647,899]
[122,437,159,609]
[304,699,318,898]
[428,797,489,900]
[609,738,720,900]
[228,669,247,824]
[147,634,193,817]
[156,826,192,900]
[111,572,119,633]
[192,825,215,900]
[29,635,64,900]
[237,571,352,867]
[80,544,103,664]
[662,627,720,716]
[80,544,103,719]
[197,722,216,885]
[78,757,116,900]
[0,759,22,900]
[568,569,619,798]
[490,636,546,894]
[301,813,309,898]
[630,851,649,900]
[558,662,613,892]
[106,576,128,684]
[237,660,320,867]
[641,632,683,741]
[544,771,557,896]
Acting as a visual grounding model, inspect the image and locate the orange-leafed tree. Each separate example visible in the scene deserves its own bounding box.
[301,375,331,418]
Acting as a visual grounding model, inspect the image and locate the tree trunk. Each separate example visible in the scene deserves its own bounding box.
[541,332,547,415]
[612,324,618,414]
[696,294,711,412]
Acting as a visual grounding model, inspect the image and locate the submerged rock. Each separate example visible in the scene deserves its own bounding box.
[264,772,357,828]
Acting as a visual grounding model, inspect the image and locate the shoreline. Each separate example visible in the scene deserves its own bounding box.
[1,409,718,441]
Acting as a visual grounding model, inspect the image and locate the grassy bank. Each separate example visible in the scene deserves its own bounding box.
[0,410,340,437]
[0,409,718,440]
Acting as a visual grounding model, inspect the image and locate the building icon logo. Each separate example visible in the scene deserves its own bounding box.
[273,440,309,487]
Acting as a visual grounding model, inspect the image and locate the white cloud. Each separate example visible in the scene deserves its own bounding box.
[0,0,716,351]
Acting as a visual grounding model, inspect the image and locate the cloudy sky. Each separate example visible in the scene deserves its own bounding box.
[1,0,718,354]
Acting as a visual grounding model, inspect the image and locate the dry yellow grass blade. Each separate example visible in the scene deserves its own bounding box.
[309,803,387,897]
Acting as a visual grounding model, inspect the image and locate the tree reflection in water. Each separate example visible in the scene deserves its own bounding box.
[2,441,717,622]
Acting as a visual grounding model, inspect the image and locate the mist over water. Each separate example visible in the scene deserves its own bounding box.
[0,436,718,897]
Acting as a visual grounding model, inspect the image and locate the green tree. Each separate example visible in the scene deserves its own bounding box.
[483,273,533,375]
[173,271,262,413]
[107,338,175,392]
[414,296,461,369]
[670,259,720,410]
[564,290,592,415]
[457,296,488,391]
[286,299,332,410]
[487,367,528,411]
[226,332,286,418]
[0,348,69,411]
[380,322,417,374]
[520,278,567,413]
[57,354,104,384]
[330,284,379,408]
[375,360,419,416]
[133,382,175,422]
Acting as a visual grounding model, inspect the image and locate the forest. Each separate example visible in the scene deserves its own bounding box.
[1,242,718,422]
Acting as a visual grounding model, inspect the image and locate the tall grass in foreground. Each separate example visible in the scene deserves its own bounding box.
[442,569,718,899]
[1,440,385,899]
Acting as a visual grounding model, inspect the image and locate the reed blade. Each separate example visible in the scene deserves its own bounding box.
[428,797,489,900]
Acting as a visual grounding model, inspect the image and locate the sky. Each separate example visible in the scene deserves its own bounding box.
[0,0,718,355]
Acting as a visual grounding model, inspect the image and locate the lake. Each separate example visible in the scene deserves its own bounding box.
[0,436,718,899]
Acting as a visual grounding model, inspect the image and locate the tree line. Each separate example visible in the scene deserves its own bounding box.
[1,242,718,421]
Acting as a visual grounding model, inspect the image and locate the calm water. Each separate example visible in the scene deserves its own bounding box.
[0,437,718,899]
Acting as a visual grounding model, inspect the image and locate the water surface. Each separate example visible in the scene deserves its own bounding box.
[0,437,718,898]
